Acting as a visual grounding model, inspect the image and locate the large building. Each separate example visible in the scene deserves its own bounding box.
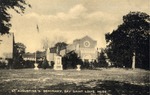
[0,33,14,61]
[46,35,98,63]
[66,36,98,62]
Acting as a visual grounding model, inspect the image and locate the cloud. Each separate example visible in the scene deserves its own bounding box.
[10,1,149,52]
[24,4,119,33]
[10,4,121,52]
[87,11,117,21]
[69,4,87,17]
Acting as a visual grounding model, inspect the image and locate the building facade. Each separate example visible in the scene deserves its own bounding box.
[66,36,98,62]
[46,36,98,64]
[0,33,14,61]
[22,51,46,61]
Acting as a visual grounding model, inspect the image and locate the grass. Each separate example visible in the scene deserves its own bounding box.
[0,68,149,95]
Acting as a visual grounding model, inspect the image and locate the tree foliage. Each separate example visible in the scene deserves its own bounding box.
[98,49,108,67]
[14,42,26,54]
[42,57,49,69]
[54,42,68,54]
[0,0,30,34]
[62,51,82,69]
[105,12,150,69]
[13,42,26,68]
[41,37,50,50]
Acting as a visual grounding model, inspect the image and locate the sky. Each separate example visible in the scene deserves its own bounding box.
[9,0,150,52]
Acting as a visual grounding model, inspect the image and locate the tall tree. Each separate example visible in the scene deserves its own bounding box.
[0,0,30,34]
[13,42,26,68]
[105,12,150,69]
[41,37,50,50]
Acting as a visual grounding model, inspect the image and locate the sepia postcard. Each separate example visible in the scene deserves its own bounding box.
[0,0,149,95]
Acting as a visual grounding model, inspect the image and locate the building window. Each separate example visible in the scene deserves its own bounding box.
[84,41,90,47]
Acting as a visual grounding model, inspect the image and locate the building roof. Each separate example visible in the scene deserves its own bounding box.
[22,53,35,58]
[81,35,97,42]
[73,35,97,43]
[22,51,46,59]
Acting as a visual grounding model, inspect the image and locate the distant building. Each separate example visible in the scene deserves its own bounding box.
[46,35,98,63]
[36,51,46,61]
[22,51,46,61]
[0,33,14,61]
[22,52,35,61]
[66,36,98,62]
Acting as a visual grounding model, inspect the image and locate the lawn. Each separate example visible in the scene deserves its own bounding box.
[0,68,149,95]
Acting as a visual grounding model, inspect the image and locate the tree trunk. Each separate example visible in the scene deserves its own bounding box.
[132,52,135,69]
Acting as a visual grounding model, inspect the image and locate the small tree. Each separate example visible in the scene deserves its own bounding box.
[13,42,26,69]
[41,37,50,50]
[42,57,49,69]
[98,49,108,68]
[62,51,82,69]
[54,42,68,55]
[14,42,26,54]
